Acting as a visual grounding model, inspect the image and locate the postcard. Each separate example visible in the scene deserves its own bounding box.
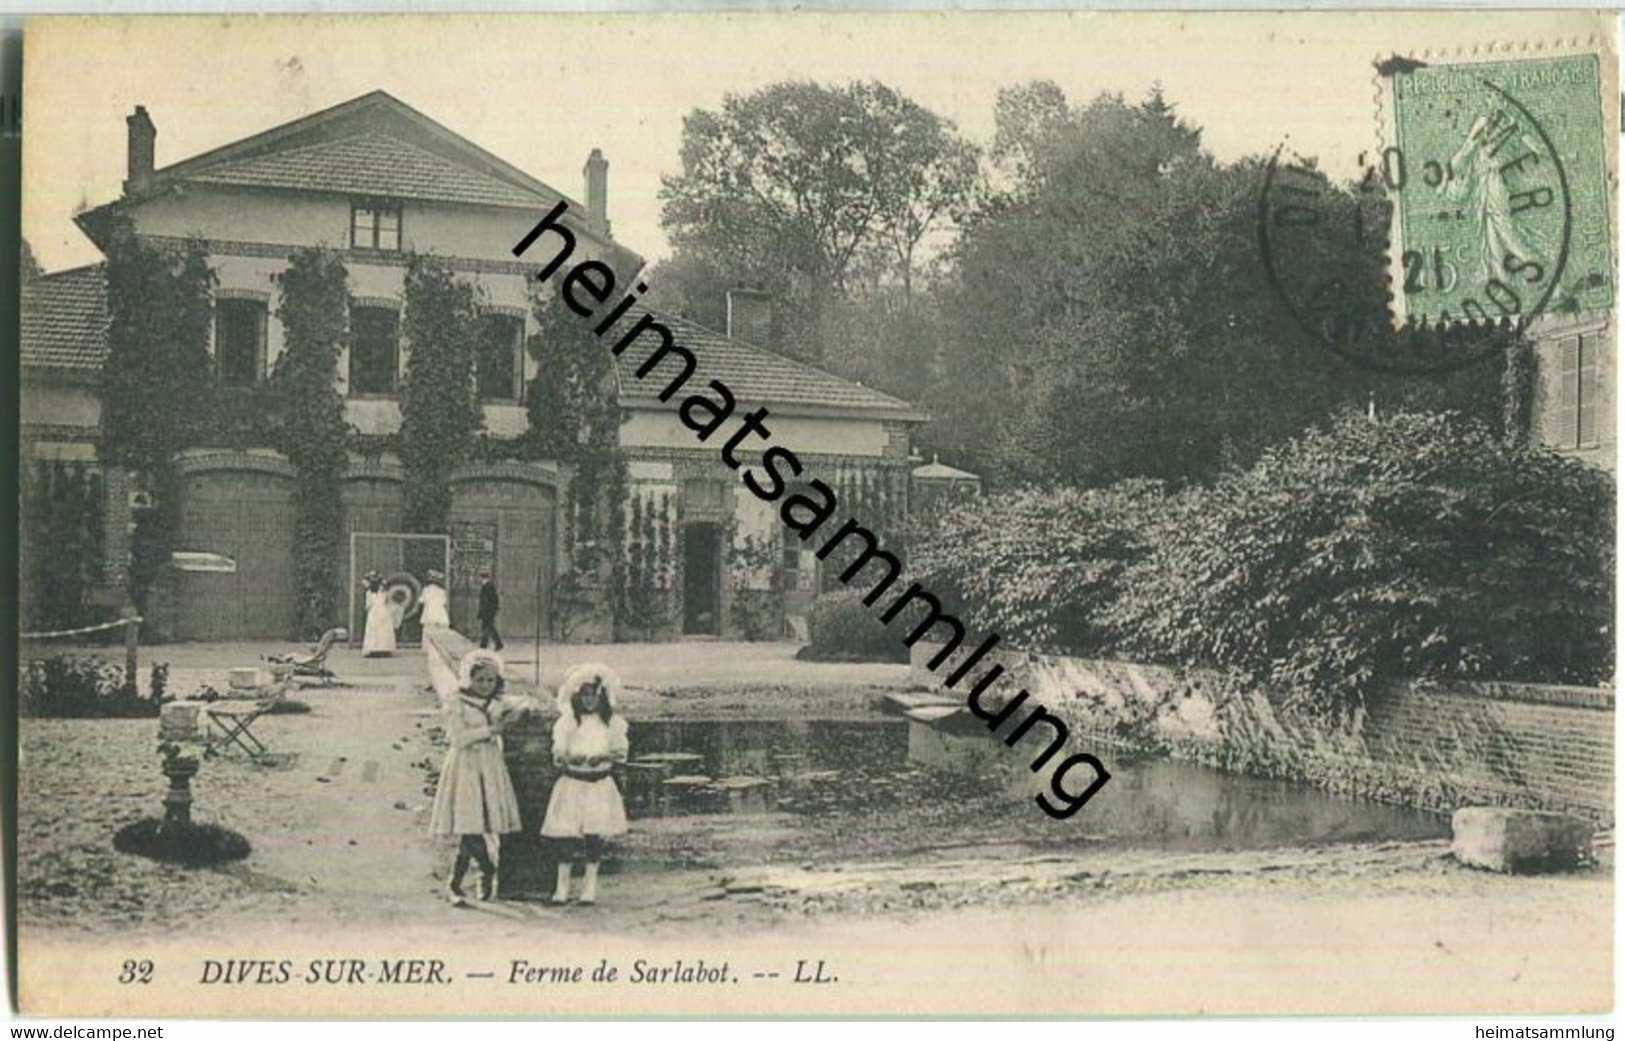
[14,10,1618,1017]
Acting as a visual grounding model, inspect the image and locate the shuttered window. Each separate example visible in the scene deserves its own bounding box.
[1577,334,1599,448]
[1551,334,1601,449]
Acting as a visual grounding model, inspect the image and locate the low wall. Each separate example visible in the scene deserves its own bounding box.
[910,642,1614,822]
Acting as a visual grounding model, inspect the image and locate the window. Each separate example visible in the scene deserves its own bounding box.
[1553,334,1602,449]
[349,306,400,396]
[215,298,267,387]
[477,313,526,402]
[351,201,402,252]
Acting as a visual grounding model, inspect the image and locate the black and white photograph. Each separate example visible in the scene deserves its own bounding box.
[12,9,1619,1017]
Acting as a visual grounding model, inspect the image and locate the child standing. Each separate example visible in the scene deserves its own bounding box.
[541,663,630,905]
[429,649,523,905]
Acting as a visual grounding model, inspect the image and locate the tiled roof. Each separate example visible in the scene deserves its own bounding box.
[184,132,560,211]
[16,266,922,419]
[618,312,919,416]
[21,266,107,372]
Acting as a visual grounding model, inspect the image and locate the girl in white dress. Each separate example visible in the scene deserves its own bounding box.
[541,663,630,905]
[428,650,525,904]
[360,571,396,657]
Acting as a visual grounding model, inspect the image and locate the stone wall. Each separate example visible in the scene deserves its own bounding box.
[910,641,1614,822]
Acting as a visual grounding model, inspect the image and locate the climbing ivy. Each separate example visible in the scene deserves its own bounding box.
[270,247,351,636]
[399,255,485,533]
[525,280,628,580]
[617,490,677,639]
[99,221,216,607]
[1500,335,1539,447]
[21,461,106,630]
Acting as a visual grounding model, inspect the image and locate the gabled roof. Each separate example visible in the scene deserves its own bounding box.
[620,312,924,419]
[185,132,558,211]
[21,265,107,373]
[77,91,630,260]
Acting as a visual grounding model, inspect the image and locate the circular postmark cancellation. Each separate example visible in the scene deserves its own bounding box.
[1261,51,1611,374]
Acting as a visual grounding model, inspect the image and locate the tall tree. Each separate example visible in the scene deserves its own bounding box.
[398,255,484,533]
[658,80,979,361]
[932,85,1507,488]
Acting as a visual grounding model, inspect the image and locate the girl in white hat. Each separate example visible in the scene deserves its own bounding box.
[428,649,525,904]
[541,662,630,905]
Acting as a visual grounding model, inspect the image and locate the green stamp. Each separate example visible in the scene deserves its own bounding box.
[1388,52,1612,326]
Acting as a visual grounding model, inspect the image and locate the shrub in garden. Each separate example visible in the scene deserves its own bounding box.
[908,480,1165,655]
[19,654,170,718]
[1108,410,1615,718]
[797,591,911,662]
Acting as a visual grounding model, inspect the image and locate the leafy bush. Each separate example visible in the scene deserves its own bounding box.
[1109,411,1615,718]
[20,655,171,718]
[797,591,910,662]
[908,480,1165,654]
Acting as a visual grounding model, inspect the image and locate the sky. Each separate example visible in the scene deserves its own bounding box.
[22,9,1614,274]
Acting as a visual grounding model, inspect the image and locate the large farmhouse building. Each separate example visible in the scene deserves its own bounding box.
[21,91,924,642]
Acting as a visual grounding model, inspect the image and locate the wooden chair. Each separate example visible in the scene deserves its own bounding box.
[204,678,292,760]
[264,627,348,686]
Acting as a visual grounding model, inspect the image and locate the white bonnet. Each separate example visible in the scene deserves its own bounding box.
[459,648,506,691]
[555,662,622,716]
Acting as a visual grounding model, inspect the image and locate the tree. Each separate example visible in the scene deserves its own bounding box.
[270,247,350,636]
[398,255,484,533]
[658,80,979,361]
[20,238,41,284]
[932,85,1510,488]
[99,222,216,606]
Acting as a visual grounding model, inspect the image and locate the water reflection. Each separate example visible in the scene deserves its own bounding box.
[620,718,1447,852]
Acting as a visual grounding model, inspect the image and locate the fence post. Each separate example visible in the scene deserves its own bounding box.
[122,602,140,692]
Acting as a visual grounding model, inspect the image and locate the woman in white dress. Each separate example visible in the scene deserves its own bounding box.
[361,571,397,657]
[418,569,451,629]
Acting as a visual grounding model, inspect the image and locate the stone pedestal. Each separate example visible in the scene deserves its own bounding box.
[161,754,200,829]
[1451,807,1595,874]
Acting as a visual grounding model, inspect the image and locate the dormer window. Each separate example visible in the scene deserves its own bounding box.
[351,200,402,252]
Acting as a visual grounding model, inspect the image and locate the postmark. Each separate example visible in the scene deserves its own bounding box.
[1259,47,1612,374]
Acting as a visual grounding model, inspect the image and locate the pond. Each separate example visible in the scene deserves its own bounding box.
[498,716,1447,895]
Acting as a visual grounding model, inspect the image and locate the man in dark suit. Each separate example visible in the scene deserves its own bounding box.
[477,569,504,651]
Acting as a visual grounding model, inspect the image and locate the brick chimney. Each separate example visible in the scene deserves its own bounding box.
[583,148,609,234]
[125,105,155,195]
[726,287,772,346]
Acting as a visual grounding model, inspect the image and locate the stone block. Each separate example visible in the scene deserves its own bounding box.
[1451,807,1595,874]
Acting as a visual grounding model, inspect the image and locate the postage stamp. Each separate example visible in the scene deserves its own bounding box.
[1380,50,1614,328]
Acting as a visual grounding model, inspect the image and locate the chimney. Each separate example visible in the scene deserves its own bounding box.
[583,148,609,233]
[726,287,772,346]
[125,106,155,195]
